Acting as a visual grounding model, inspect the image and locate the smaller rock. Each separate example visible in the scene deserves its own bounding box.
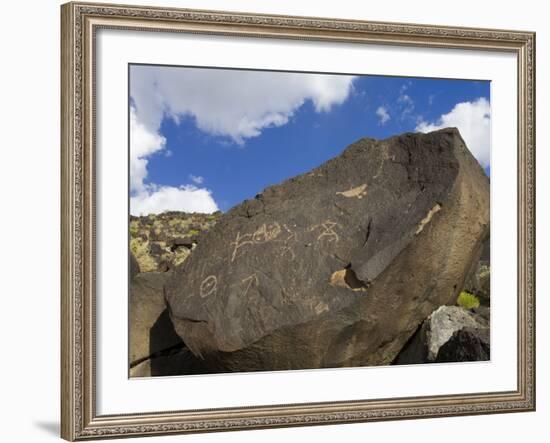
[435,327,490,362]
[129,273,183,365]
[393,306,489,365]
[149,242,164,255]
[169,236,197,251]
[425,306,487,360]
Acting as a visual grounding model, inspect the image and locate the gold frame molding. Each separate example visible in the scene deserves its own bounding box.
[61,2,536,440]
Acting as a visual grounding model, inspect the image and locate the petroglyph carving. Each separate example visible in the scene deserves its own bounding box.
[230,232,254,263]
[282,224,296,243]
[230,222,282,262]
[336,183,367,199]
[199,275,218,298]
[252,222,281,243]
[415,203,442,235]
[241,273,259,297]
[280,245,296,261]
[309,221,340,243]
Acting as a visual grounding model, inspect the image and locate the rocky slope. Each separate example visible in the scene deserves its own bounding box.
[130,211,220,272]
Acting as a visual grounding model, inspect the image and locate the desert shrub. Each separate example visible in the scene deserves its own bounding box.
[457,291,480,310]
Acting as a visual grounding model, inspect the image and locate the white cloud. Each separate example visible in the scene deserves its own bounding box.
[130,107,166,193]
[189,174,204,185]
[130,185,218,216]
[128,66,356,215]
[130,65,356,145]
[376,106,390,125]
[398,88,415,118]
[130,106,218,214]
[415,97,491,167]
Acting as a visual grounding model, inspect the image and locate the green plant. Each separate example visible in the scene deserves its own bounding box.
[457,291,480,310]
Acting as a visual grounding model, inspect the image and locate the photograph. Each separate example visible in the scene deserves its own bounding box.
[128,65,492,377]
[58,2,536,440]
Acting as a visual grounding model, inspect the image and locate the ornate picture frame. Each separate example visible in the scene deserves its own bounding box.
[61,2,535,440]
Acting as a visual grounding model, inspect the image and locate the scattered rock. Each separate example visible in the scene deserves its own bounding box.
[169,236,197,251]
[165,128,490,372]
[393,305,489,364]
[129,212,220,272]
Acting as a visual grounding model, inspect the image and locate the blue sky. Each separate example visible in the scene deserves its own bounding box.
[129,65,490,215]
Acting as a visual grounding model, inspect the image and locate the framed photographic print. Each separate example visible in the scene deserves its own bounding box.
[61,1,536,440]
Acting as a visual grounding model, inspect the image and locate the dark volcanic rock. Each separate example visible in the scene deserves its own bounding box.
[169,236,197,251]
[129,272,183,365]
[435,327,490,362]
[165,128,490,372]
[393,306,489,365]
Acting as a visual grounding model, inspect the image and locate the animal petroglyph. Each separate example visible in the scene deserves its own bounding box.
[230,222,282,262]
[309,221,341,243]
[336,183,367,199]
[252,222,281,243]
[278,224,297,260]
[200,275,218,298]
[241,274,259,297]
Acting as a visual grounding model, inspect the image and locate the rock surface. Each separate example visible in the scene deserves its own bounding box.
[463,233,490,305]
[435,327,490,362]
[130,346,212,377]
[165,128,490,372]
[130,252,140,280]
[393,306,489,364]
[129,272,182,365]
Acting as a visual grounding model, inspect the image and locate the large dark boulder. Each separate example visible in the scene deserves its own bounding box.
[165,128,490,372]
